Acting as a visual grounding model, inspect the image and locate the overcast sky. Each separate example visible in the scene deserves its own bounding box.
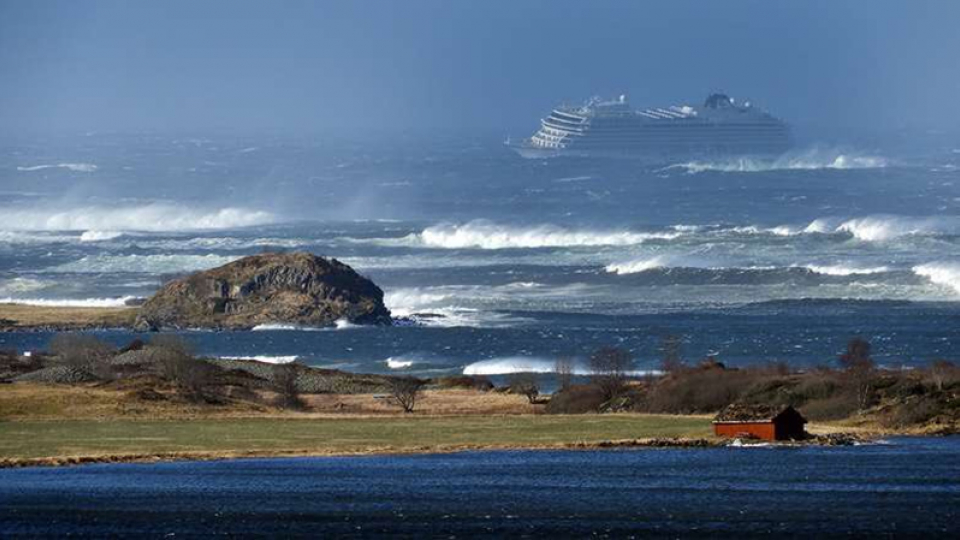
[2,0,959,135]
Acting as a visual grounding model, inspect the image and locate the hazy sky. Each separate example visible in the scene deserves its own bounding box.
[2,0,959,135]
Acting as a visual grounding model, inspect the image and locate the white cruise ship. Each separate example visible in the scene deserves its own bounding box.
[507,93,791,159]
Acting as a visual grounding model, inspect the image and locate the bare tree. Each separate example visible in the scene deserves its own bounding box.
[48,333,116,379]
[555,356,575,391]
[659,334,685,374]
[151,335,211,400]
[930,359,955,391]
[509,372,540,404]
[389,376,425,413]
[589,346,634,401]
[839,337,875,413]
[273,363,305,410]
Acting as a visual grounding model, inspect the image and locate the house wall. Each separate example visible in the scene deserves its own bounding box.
[713,422,776,441]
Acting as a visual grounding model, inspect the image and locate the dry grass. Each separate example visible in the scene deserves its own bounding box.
[0,303,137,330]
[0,413,714,465]
[303,389,540,416]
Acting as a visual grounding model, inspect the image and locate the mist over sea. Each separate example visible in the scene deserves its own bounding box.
[2,132,960,375]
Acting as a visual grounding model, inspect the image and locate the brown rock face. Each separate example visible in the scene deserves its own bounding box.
[134,252,391,330]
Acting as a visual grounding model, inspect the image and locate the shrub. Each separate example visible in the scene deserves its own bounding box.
[545,384,606,414]
[801,394,859,421]
[589,346,633,400]
[272,363,305,410]
[432,375,494,391]
[151,335,214,401]
[554,356,575,391]
[47,334,116,380]
[508,372,540,404]
[389,376,425,413]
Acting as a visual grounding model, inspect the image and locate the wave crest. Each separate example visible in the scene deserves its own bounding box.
[414,220,679,249]
[0,296,137,308]
[17,163,98,173]
[913,262,960,295]
[0,203,274,232]
[665,149,887,174]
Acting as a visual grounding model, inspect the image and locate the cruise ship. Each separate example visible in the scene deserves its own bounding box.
[507,93,791,159]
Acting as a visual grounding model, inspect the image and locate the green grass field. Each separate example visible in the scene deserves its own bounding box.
[0,415,712,462]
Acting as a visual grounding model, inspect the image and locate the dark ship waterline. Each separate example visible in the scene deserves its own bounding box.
[507,93,791,160]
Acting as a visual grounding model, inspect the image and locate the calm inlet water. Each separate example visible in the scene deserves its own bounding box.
[1,437,958,537]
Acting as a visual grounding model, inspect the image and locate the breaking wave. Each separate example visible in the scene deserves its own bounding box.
[409,220,680,249]
[0,296,137,308]
[385,357,415,369]
[384,288,454,318]
[17,163,98,173]
[605,256,669,275]
[0,203,275,232]
[665,149,888,174]
[49,253,239,274]
[913,262,960,295]
[463,357,660,376]
[218,355,299,364]
[800,264,891,276]
[0,277,49,295]
[79,230,124,242]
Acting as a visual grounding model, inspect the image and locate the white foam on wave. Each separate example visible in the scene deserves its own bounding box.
[50,253,239,274]
[913,262,960,295]
[17,163,98,173]
[252,323,322,331]
[463,357,661,376]
[0,277,49,295]
[219,355,299,364]
[834,216,957,242]
[0,296,137,308]
[664,149,887,174]
[251,319,360,331]
[385,357,414,369]
[79,230,124,242]
[384,286,531,328]
[800,264,891,276]
[737,215,960,242]
[605,256,668,275]
[409,220,680,249]
[384,288,454,318]
[0,203,274,232]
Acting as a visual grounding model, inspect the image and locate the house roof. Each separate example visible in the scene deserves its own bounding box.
[713,403,805,423]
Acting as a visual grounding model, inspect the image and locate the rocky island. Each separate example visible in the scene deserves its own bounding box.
[134,252,392,331]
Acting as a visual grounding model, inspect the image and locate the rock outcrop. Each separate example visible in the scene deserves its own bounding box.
[134,252,391,330]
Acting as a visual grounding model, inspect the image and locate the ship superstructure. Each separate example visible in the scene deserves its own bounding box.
[508,93,790,159]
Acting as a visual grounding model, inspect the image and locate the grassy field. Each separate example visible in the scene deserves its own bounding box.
[0,414,713,464]
[0,303,137,330]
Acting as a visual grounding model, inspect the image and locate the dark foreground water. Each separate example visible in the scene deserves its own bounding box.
[1,437,958,538]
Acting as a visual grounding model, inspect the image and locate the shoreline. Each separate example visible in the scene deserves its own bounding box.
[0,437,726,469]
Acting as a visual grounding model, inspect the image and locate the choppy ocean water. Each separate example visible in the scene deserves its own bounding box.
[2,133,960,375]
[1,437,958,537]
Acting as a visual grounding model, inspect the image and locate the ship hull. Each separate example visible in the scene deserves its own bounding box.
[506,139,791,161]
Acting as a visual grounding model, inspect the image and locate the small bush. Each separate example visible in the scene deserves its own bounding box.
[545,384,606,414]
[508,372,540,404]
[48,334,116,380]
[273,363,305,410]
[432,376,494,391]
[389,377,425,413]
[801,394,859,421]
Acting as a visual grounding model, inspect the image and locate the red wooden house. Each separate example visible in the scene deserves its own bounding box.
[712,404,807,441]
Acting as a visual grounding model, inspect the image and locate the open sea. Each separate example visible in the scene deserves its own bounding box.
[2,132,960,375]
[1,437,958,537]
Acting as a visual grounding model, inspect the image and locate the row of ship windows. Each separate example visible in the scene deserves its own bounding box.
[543,121,784,131]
